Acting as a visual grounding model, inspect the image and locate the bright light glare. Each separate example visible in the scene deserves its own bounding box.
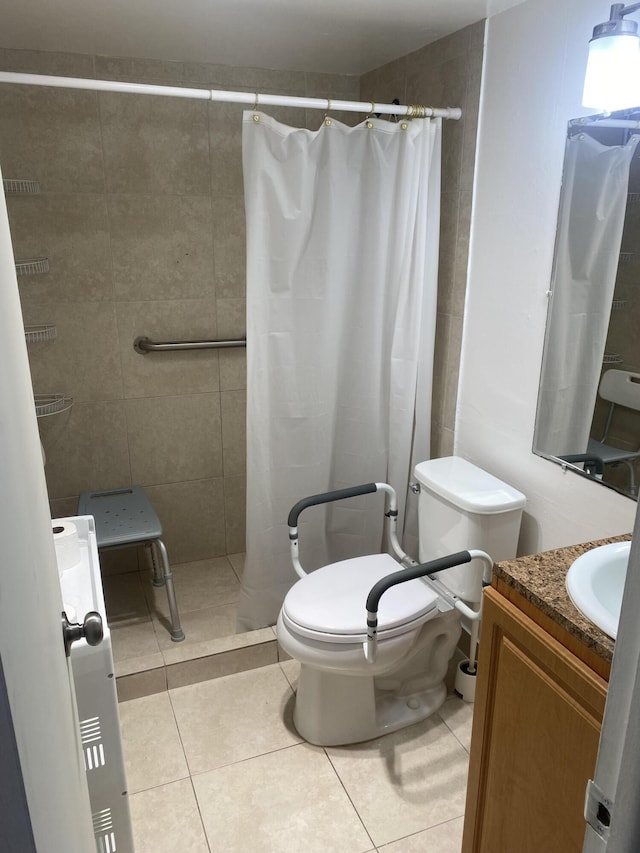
[583,34,640,110]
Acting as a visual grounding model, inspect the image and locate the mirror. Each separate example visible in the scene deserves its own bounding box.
[533,110,640,500]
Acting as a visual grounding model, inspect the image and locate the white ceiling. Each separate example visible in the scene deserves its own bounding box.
[1,0,523,76]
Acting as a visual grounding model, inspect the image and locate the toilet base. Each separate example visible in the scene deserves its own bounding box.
[293,665,448,746]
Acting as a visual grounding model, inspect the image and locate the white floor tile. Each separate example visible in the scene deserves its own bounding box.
[326,716,469,847]
[377,815,464,852]
[169,663,301,774]
[130,778,210,853]
[437,696,475,752]
[193,743,372,853]
[119,691,189,793]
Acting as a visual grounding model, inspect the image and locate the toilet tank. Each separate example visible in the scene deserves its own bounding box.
[414,457,526,603]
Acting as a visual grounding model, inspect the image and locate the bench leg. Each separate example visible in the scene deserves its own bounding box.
[150,539,185,642]
[145,542,165,588]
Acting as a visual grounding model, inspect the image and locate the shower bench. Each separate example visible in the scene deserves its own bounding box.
[78,486,185,642]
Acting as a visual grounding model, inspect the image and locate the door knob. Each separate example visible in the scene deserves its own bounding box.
[62,610,103,656]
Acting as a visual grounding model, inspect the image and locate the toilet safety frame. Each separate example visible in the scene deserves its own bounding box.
[287,482,493,663]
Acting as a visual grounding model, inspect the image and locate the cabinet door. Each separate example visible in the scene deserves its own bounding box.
[463,587,607,853]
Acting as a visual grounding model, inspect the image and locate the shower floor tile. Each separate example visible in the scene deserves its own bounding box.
[119,662,472,852]
[104,554,243,662]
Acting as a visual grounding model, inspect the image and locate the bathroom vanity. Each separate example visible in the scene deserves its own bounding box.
[461,537,628,853]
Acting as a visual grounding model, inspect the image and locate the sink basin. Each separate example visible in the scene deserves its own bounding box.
[566,541,631,640]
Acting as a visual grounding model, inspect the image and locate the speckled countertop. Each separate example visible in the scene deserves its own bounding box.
[493,534,632,666]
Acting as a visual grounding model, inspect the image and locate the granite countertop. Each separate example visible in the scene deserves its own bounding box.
[493,534,632,666]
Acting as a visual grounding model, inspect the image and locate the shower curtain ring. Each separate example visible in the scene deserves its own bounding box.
[252,93,260,122]
[323,98,332,126]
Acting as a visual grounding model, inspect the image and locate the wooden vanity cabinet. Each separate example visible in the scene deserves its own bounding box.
[462,586,608,853]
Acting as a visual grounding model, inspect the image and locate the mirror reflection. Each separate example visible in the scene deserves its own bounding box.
[533,110,640,499]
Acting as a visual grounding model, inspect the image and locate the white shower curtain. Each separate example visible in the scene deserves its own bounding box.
[238,111,441,631]
[535,132,637,459]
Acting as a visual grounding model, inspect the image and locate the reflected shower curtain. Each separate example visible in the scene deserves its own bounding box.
[238,111,441,630]
[535,133,637,459]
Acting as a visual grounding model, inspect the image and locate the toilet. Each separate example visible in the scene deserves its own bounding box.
[276,456,526,746]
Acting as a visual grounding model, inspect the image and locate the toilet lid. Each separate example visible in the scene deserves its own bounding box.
[283,553,440,642]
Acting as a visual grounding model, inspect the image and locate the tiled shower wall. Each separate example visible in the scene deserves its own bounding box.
[0,49,359,568]
[0,22,483,565]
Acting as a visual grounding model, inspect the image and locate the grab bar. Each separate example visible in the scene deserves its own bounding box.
[365,549,493,664]
[134,335,246,354]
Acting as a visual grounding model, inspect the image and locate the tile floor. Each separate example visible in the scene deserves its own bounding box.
[103,552,247,665]
[120,659,473,852]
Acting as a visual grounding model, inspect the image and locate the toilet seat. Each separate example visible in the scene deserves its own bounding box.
[282,553,440,643]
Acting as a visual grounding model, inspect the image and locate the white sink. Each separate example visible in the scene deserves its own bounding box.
[565,541,631,640]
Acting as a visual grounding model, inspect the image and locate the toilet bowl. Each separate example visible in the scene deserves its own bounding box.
[277,457,526,746]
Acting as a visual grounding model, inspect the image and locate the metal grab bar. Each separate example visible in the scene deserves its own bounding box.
[134,335,246,354]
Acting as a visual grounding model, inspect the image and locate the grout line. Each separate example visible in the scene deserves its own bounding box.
[187,740,304,779]
[188,775,213,853]
[323,749,377,851]
[377,813,465,849]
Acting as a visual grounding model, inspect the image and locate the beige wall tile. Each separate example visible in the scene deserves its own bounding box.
[210,148,244,196]
[452,191,473,318]
[219,351,246,392]
[431,424,455,460]
[209,101,244,152]
[93,56,134,81]
[212,195,246,299]
[100,547,141,576]
[99,92,209,195]
[224,475,246,555]
[360,58,407,108]
[214,66,306,94]
[129,779,209,853]
[38,401,131,498]
[437,191,460,315]
[50,496,79,518]
[144,478,226,563]
[116,298,220,398]
[431,313,463,433]
[108,194,214,301]
[0,84,103,193]
[21,301,124,402]
[125,393,223,485]
[216,297,246,335]
[7,193,113,302]
[221,389,246,476]
[304,73,361,129]
[0,48,95,77]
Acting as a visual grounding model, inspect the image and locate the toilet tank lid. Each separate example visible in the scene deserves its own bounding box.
[414,457,526,515]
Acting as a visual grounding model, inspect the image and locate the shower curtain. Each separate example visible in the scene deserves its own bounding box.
[535,132,637,459]
[237,111,441,631]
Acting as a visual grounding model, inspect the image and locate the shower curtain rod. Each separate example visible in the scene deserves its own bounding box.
[0,71,462,120]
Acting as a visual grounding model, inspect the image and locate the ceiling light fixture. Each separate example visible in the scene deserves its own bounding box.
[583,3,640,110]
